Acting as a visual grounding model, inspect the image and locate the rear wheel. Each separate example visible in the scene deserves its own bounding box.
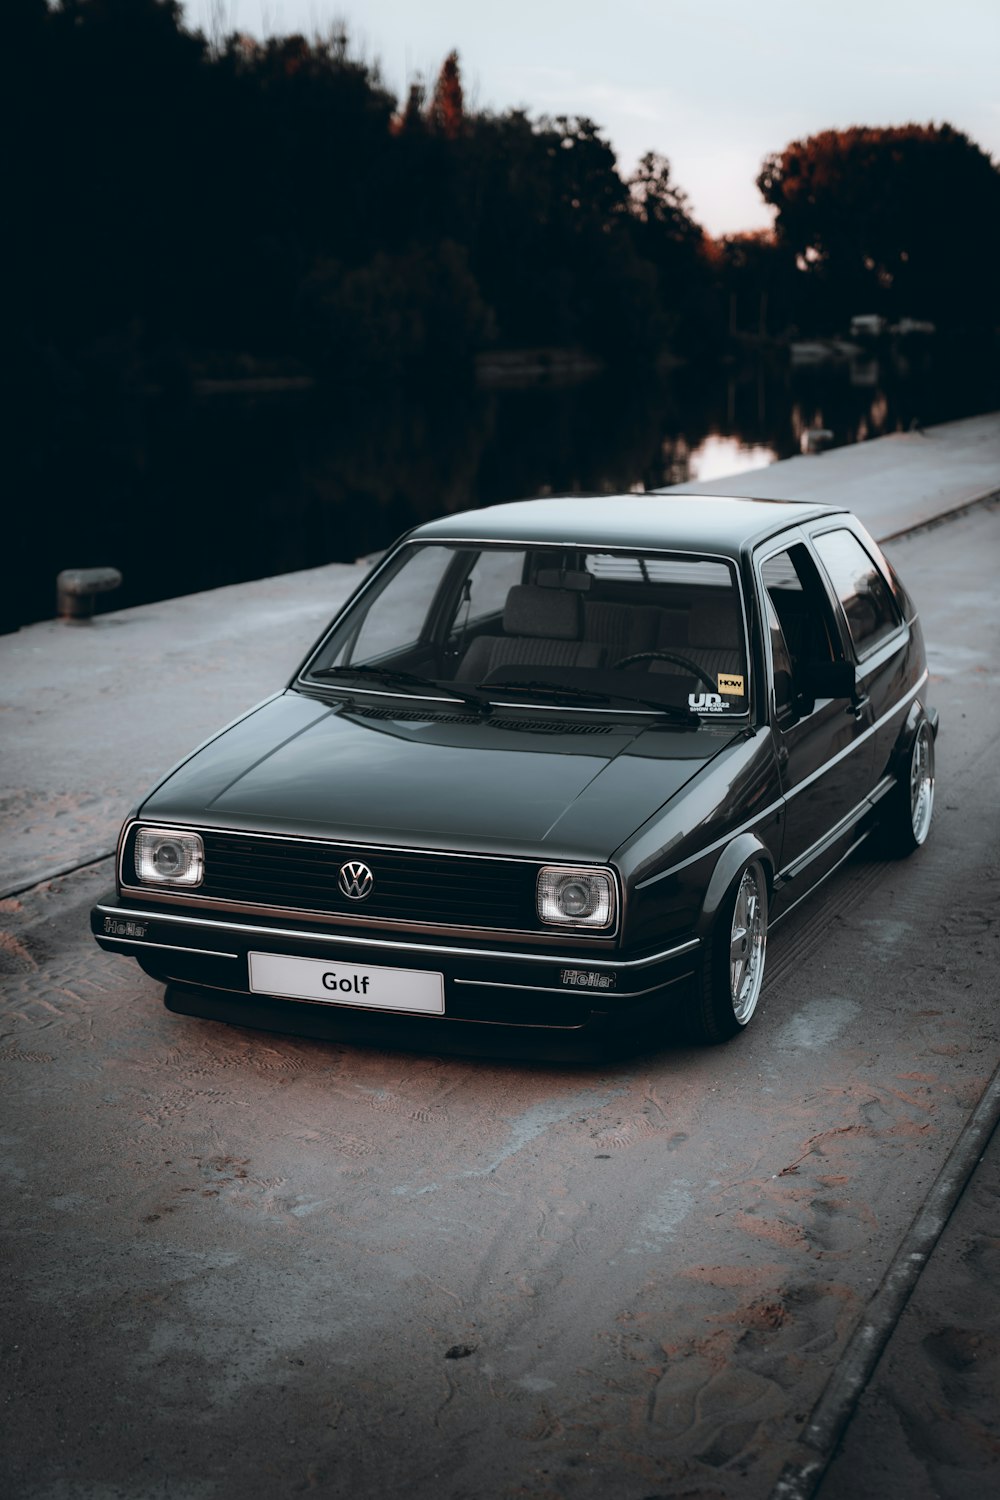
[687,859,768,1044]
[883,718,935,856]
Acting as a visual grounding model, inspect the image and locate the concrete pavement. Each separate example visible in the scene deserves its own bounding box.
[0,559,366,894]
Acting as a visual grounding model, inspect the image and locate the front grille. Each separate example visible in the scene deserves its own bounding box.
[193,832,539,931]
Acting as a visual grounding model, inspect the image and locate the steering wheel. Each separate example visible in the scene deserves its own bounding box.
[612,649,718,691]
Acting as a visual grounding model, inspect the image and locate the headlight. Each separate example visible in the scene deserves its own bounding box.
[537,867,615,929]
[135,828,205,887]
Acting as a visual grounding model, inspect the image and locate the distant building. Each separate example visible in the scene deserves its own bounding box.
[850,314,888,337]
[892,317,936,336]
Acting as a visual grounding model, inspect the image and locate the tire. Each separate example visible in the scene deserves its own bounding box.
[687,859,769,1044]
[882,717,935,856]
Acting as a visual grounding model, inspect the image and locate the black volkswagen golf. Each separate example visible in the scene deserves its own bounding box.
[91,494,937,1052]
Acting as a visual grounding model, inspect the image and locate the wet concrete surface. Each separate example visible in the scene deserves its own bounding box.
[1,500,999,1498]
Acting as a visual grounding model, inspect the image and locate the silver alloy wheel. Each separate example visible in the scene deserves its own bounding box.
[729,863,767,1025]
[909,720,935,845]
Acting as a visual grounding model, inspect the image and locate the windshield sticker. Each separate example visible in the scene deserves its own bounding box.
[689,693,731,713]
[717,673,745,695]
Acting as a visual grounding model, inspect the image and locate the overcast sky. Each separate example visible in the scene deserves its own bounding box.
[181,1,1000,236]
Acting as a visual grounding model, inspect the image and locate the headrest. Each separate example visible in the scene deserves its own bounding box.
[534,568,592,593]
[688,599,742,647]
[503,585,580,640]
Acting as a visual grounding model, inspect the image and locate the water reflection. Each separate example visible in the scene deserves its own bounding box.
[685,435,776,483]
[11,346,997,631]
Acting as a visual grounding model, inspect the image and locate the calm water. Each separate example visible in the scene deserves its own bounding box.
[14,344,997,631]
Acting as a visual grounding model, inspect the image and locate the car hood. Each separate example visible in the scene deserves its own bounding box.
[139,691,740,861]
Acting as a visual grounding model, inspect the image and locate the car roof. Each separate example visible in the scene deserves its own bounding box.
[410,493,848,557]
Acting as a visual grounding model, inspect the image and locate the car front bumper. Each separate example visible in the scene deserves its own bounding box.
[91,893,701,1053]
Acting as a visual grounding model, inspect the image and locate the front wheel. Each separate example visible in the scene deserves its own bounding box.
[686,859,768,1044]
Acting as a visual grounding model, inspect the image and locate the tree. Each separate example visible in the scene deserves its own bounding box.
[391,79,426,136]
[296,241,495,382]
[427,51,464,139]
[452,111,684,357]
[541,115,628,236]
[712,230,800,340]
[628,153,701,242]
[758,124,1000,330]
[626,152,713,353]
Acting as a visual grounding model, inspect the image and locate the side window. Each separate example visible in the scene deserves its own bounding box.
[813,529,902,658]
[759,543,841,672]
[763,591,795,722]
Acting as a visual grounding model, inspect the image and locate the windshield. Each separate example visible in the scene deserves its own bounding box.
[301,542,750,717]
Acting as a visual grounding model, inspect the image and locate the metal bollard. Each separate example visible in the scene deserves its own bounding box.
[56,567,123,621]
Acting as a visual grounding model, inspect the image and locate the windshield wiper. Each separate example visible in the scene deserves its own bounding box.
[593,694,697,723]
[477,677,612,704]
[479,678,697,722]
[309,664,491,716]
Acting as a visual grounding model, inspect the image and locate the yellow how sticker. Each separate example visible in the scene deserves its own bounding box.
[717,673,745,695]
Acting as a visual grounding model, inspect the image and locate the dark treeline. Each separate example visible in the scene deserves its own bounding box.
[7,0,1000,634]
[12,0,708,381]
[12,0,1000,390]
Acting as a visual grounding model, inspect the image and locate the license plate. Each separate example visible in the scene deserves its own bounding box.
[248,952,445,1016]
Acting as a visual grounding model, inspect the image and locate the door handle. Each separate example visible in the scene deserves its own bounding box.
[848,693,870,721]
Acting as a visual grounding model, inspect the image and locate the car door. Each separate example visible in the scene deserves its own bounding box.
[809,523,912,786]
[755,533,875,907]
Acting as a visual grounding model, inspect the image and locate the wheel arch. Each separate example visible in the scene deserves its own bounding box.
[695,834,774,939]
[887,697,939,781]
